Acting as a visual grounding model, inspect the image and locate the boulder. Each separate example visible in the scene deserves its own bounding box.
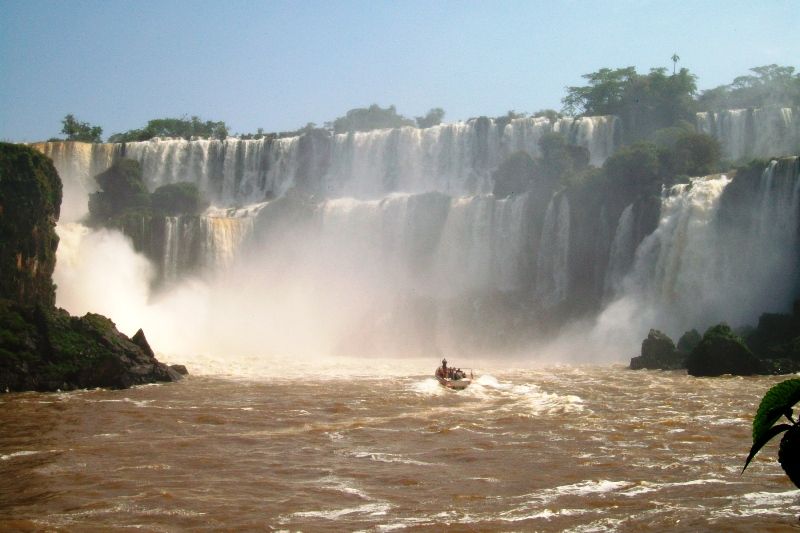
[686,324,761,377]
[0,300,181,392]
[169,364,189,375]
[630,329,685,370]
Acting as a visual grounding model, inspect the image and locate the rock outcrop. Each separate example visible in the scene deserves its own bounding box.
[0,301,181,391]
[0,143,182,392]
[686,324,761,377]
[630,329,685,370]
[0,143,61,307]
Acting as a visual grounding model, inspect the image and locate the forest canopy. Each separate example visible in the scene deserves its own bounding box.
[107,116,229,143]
[52,64,798,144]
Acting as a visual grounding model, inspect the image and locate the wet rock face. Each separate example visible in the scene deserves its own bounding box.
[686,324,761,377]
[630,329,685,370]
[0,301,181,392]
[0,143,62,307]
[0,143,183,393]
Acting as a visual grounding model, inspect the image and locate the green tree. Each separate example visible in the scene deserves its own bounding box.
[60,114,103,143]
[602,142,661,196]
[697,65,800,111]
[562,66,697,143]
[532,109,562,122]
[538,132,588,185]
[492,151,536,198]
[151,182,207,216]
[108,115,229,142]
[415,108,445,128]
[331,104,415,134]
[671,132,721,176]
[88,159,149,223]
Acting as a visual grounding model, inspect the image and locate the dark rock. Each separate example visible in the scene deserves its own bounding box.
[630,329,685,370]
[169,364,189,375]
[686,324,761,377]
[0,143,61,307]
[0,143,181,393]
[131,328,154,357]
[0,300,181,392]
[677,329,701,356]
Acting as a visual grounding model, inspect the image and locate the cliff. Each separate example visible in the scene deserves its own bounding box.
[0,143,182,392]
[0,143,61,307]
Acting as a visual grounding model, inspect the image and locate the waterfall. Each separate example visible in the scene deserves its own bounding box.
[31,113,800,358]
[36,116,619,208]
[604,203,635,298]
[696,107,799,161]
[31,141,119,222]
[162,216,180,282]
[311,192,533,298]
[534,194,570,308]
[434,193,532,295]
[620,157,800,334]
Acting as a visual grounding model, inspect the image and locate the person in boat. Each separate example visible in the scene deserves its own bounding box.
[435,358,448,379]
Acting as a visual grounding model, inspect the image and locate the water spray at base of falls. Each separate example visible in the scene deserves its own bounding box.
[37,121,800,368]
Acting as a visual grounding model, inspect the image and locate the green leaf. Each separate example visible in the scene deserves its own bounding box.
[743,423,792,473]
[753,379,800,445]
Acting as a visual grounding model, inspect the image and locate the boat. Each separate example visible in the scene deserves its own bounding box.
[434,358,473,390]
[436,375,472,390]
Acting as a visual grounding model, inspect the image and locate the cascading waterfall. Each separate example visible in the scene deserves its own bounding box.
[31,141,119,222]
[534,194,570,309]
[162,216,180,282]
[613,157,800,336]
[39,115,618,208]
[32,115,800,359]
[696,107,799,162]
[603,204,636,298]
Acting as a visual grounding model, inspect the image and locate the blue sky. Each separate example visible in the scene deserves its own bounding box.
[1,0,798,142]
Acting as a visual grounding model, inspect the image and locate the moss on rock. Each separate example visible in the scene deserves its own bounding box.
[0,143,62,307]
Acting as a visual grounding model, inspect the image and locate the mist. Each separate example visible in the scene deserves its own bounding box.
[42,109,800,373]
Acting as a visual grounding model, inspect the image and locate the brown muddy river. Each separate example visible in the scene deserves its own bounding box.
[1,364,799,531]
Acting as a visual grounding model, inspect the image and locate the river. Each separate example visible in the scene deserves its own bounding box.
[1,363,798,531]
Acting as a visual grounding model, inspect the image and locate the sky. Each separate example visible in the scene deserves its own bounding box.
[1,0,798,142]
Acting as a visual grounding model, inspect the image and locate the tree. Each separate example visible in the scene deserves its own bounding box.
[561,67,637,117]
[697,64,800,111]
[561,66,697,143]
[151,182,207,216]
[492,151,536,198]
[331,104,415,134]
[537,133,590,187]
[88,159,149,222]
[60,114,103,143]
[108,115,229,142]
[415,108,445,128]
[671,53,680,75]
[602,142,661,196]
[671,132,721,176]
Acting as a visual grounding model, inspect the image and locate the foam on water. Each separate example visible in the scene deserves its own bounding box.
[0,450,41,461]
[287,502,392,521]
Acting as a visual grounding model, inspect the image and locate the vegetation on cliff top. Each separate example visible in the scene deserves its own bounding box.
[108,115,229,143]
[88,158,207,226]
[46,63,798,144]
[51,114,104,143]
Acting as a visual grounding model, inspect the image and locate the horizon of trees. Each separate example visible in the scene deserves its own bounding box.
[49,63,798,144]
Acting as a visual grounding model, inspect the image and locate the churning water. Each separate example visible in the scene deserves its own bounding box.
[1,364,798,531]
